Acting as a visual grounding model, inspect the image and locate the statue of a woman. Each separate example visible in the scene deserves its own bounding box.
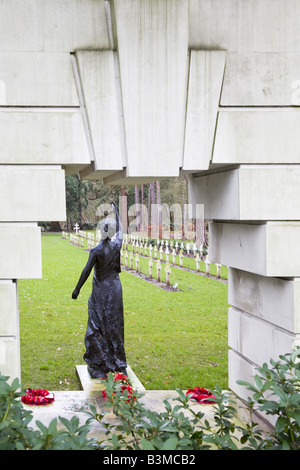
[72,201,127,378]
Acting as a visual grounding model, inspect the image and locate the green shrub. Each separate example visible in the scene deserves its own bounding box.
[0,374,96,450]
[0,348,299,450]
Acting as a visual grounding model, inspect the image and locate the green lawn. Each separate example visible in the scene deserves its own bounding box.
[19,234,229,392]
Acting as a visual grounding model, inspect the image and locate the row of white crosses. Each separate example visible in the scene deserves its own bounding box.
[124,234,201,256]
[122,234,223,279]
[62,230,222,281]
[120,247,172,286]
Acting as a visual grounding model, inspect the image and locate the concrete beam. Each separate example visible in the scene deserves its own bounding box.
[229,268,300,333]
[189,166,300,220]
[183,50,226,172]
[213,110,300,165]
[112,0,188,178]
[75,50,124,175]
[0,52,79,106]
[0,223,42,279]
[0,110,91,166]
[0,166,66,222]
[221,52,300,106]
[0,0,109,52]
[209,222,300,277]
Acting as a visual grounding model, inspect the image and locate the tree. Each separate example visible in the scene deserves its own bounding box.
[65,175,89,230]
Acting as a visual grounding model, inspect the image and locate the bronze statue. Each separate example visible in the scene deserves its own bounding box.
[72,201,127,378]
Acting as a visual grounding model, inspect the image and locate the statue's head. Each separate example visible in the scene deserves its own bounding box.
[98,217,116,240]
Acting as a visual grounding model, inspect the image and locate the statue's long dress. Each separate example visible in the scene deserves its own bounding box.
[84,238,127,378]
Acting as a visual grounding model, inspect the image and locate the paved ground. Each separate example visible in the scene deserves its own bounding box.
[23,365,272,443]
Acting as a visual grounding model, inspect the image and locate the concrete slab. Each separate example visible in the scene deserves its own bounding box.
[75,51,124,174]
[183,50,226,171]
[0,110,91,166]
[0,166,66,222]
[0,51,79,106]
[0,0,109,52]
[113,0,188,178]
[189,166,300,220]
[76,364,146,393]
[21,366,273,443]
[213,110,300,165]
[0,223,42,279]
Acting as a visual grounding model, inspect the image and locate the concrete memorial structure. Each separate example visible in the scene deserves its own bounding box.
[0,0,299,407]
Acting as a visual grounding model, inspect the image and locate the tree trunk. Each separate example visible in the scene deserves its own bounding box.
[134,185,140,232]
[120,187,128,234]
[156,181,162,239]
[49,221,62,232]
[141,184,144,234]
[149,182,156,238]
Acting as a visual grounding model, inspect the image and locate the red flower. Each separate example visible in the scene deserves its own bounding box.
[186,387,215,404]
[114,373,128,381]
[21,388,55,406]
[101,373,136,403]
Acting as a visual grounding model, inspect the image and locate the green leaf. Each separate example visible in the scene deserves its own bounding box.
[141,439,155,450]
[48,418,59,435]
[161,437,178,450]
[254,375,263,390]
[289,411,300,425]
[35,420,49,434]
[282,440,291,450]
[275,417,288,434]
[259,400,279,412]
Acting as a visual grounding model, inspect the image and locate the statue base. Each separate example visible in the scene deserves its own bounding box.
[76,364,146,393]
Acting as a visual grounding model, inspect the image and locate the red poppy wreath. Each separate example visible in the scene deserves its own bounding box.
[21,388,55,406]
[186,387,215,404]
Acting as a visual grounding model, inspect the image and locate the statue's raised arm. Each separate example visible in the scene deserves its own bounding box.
[111,200,123,245]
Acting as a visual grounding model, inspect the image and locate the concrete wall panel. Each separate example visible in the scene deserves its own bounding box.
[0,224,42,279]
[0,110,90,166]
[0,166,66,222]
[213,110,300,165]
[0,0,109,52]
[0,281,18,336]
[0,52,79,106]
[75,51,124,175]
[228,307,297,368]
[113,0,188,178]
[189,166,300,220]
[183,50,226,171]
[209,222,300,277]
[228,269,300,333]
[221,52,300,106]
[253,0,300,53]
[188,0,253,51]
[189,170,240,219]
[228,349,262,402]
[0,338,20,382]
[189,0,300,53]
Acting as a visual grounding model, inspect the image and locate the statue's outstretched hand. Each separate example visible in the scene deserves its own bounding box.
[72,288,79,300]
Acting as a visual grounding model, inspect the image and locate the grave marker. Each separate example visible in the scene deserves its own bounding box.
[135,254,139,272]
[165,264,171,286]
[205,257,210,275]
[156,260,161,281]
[195,253,200,271]
[148,258,153,278]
